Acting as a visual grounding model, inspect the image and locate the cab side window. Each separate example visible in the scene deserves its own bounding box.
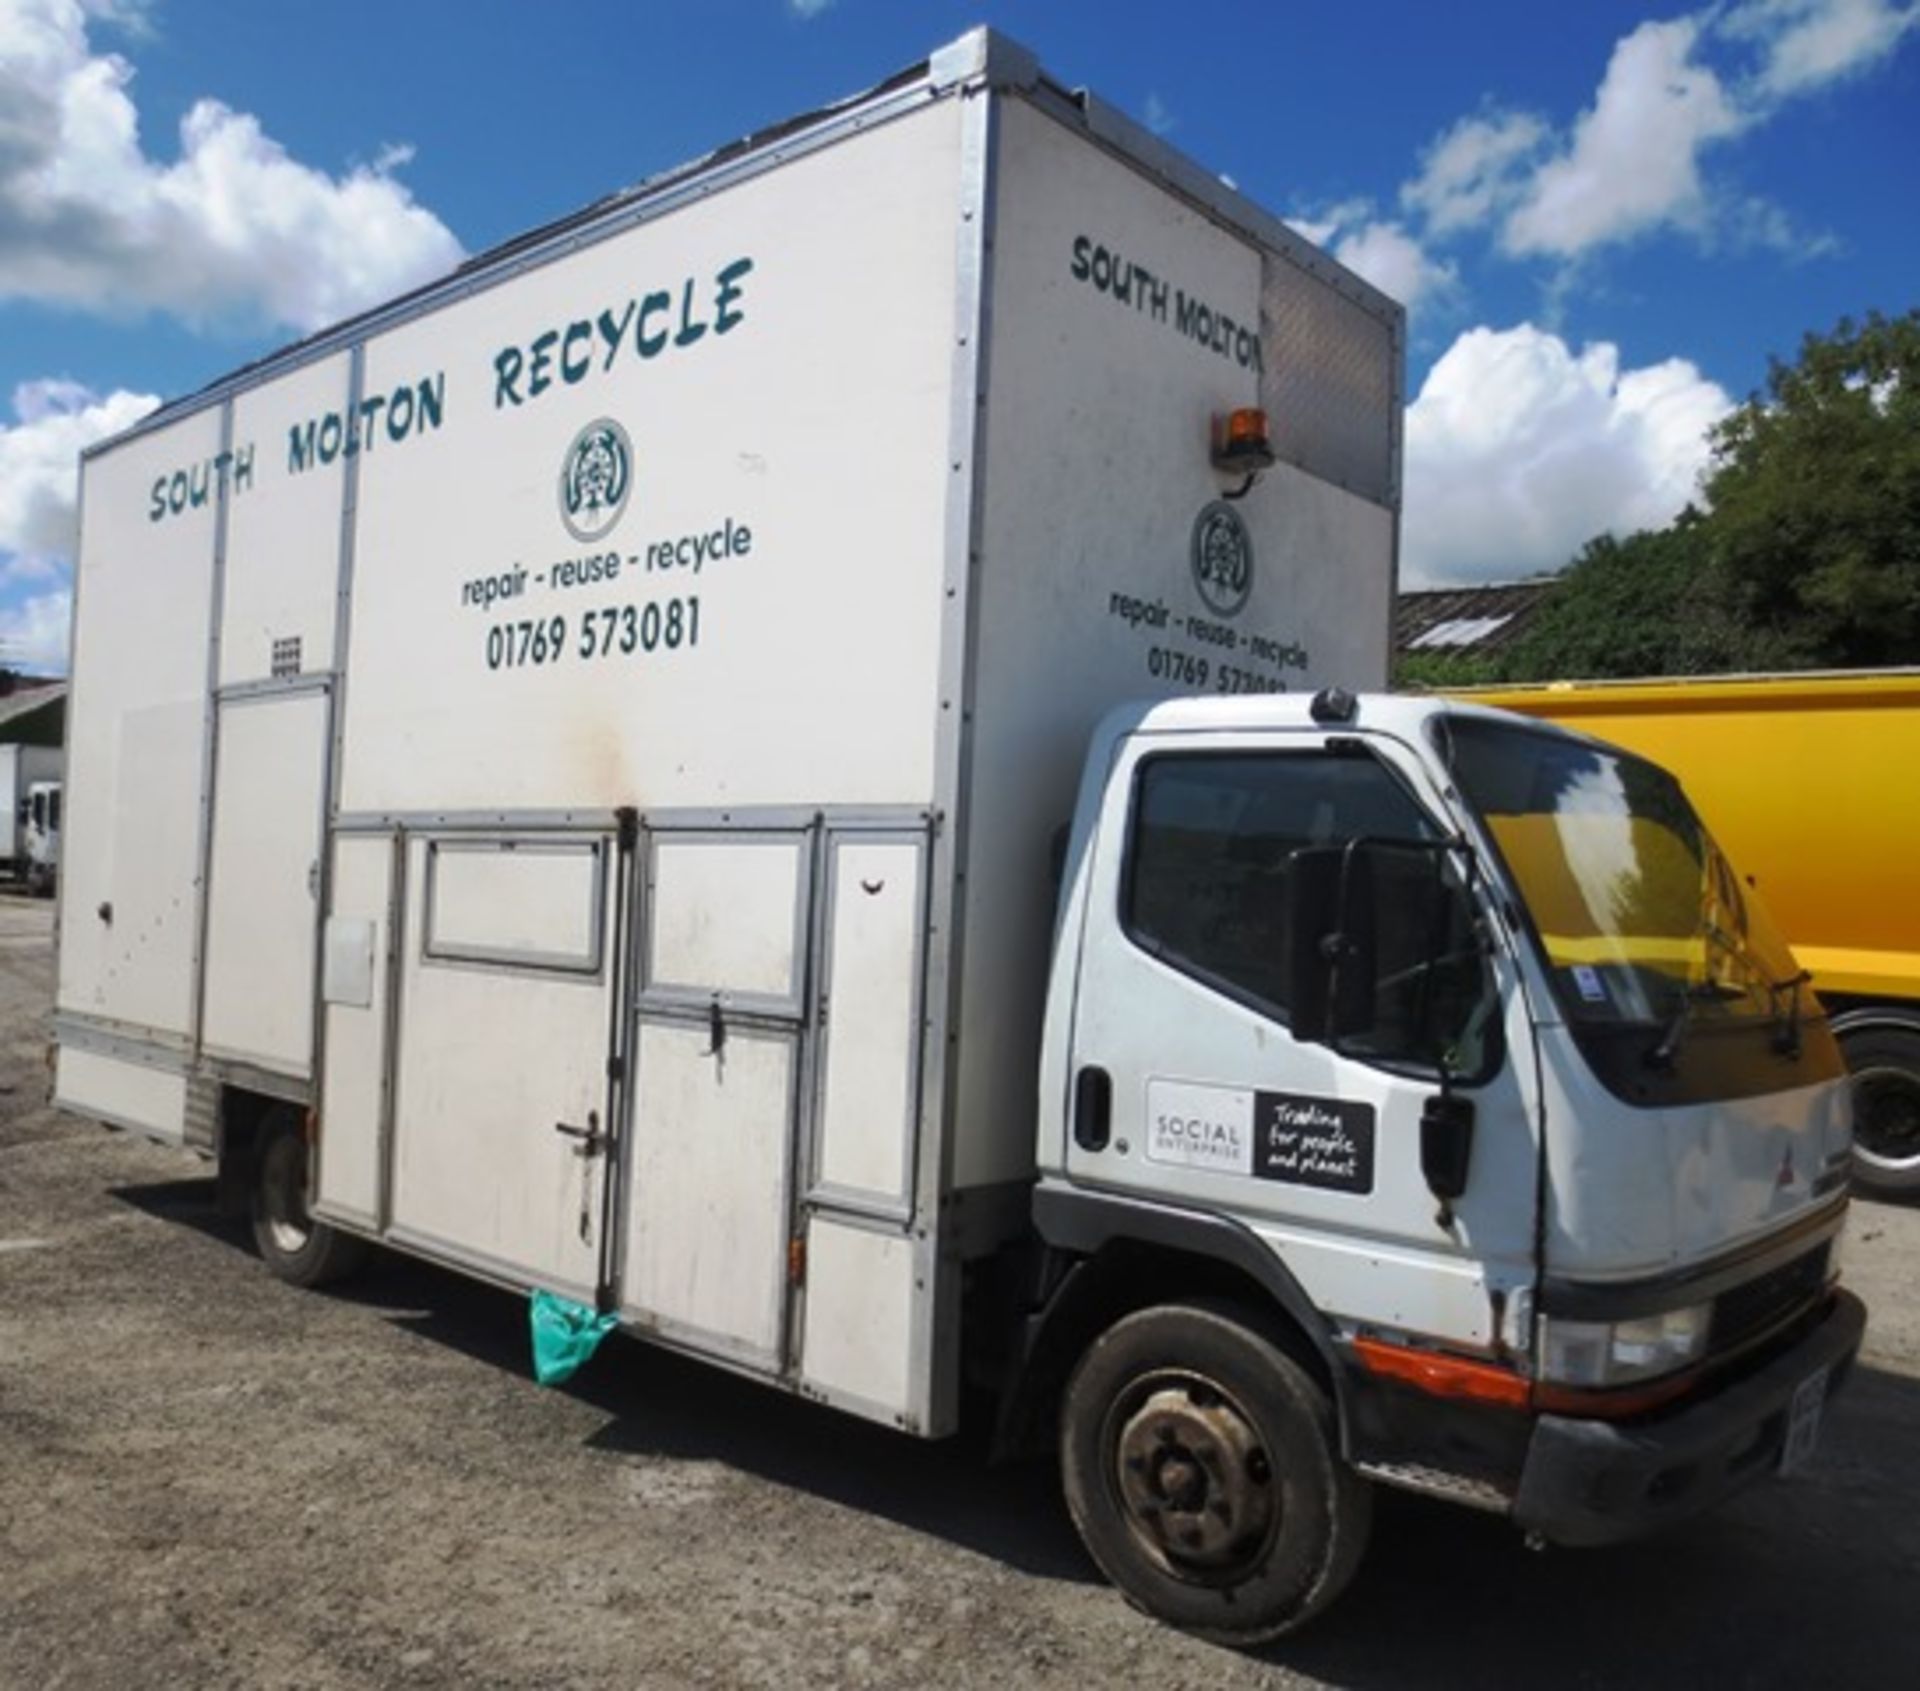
[1125,752,1436,1026]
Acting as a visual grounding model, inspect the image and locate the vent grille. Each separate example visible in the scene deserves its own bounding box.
[183,1073,220,1156]
[1710,1242,1830,1356]
[271,636,303,678]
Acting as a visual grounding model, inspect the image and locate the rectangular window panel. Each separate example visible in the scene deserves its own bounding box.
[424,839,604,974]
[1125,752,1434,1024]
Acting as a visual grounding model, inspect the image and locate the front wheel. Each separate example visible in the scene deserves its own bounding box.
[1060,1299,1372,1645]
[250,1112,369,1287]
[1838,1014,1920,1196]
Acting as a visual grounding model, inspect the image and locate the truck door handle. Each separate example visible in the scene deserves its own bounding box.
[1074,1065,1112,1152]
[554,1112,606,1157]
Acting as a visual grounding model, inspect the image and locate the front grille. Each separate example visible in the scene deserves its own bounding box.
[1710,1242,1830,1355]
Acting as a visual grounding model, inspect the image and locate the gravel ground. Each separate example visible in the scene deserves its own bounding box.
[3,894,1918,1689]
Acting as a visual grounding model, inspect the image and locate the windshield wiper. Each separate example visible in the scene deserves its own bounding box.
[1766,968,1814,1059]
[1644,979,1744,1072]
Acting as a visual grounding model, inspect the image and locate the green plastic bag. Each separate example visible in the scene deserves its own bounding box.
[529,1289,618,1386]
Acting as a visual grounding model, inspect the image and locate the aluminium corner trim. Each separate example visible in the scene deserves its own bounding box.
[53,1015,192,1075]
[187,396,235,1056]
[911,73,1003,1443]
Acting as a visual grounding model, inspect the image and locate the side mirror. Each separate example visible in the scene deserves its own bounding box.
[1285,845,1379,1047]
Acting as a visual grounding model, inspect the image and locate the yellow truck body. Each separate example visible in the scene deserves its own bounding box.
[1463,670,1920,1192]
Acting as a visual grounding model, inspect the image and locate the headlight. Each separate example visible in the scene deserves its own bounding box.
[1538,1302,1712,1388]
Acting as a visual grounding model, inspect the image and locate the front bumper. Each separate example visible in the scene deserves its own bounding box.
[1512,1289,1866,1547]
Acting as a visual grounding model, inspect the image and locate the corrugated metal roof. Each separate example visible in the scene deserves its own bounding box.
[0,681,65,736]
[1396,582,1555,659]
[1408,613,1514,650]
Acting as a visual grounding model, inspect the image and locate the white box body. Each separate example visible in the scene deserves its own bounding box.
[54,33,1401,1435]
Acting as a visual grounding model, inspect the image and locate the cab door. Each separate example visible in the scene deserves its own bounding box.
[1062,730,1541,1354]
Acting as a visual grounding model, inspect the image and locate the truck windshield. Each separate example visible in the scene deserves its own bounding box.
[1439,715,1803,1039]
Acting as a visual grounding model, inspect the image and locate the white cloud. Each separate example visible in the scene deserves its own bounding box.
[1287,201,1455,312]
[788,0,837,16]
[0,376,155,672]
[0,588,74,671]
[0,0,464,333]
[1402,324,1732,587]
[1503,18,1746,259]
[1402,109,1549,236]
[1330,220,1458,312]
[1142,93,1176,136]
[1,377,156,564]
[1396,5,1916,265]
[1725,0,1920,95]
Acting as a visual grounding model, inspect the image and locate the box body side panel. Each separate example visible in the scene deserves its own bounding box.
[952,98,1396,1190]
[336,102,966,819]
[221,355,353,687]
[54,1046,188,1140]
[57,411,223,1038]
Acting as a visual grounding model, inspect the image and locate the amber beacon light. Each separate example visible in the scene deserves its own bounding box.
[1210,407,1275,499]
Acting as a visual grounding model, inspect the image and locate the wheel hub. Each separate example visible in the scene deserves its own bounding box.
[262,1134,313,1256]
[1853,1064,1920,1165]
[1113,1378,1276,1572]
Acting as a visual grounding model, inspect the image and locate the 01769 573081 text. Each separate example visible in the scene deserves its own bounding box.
[482,596,701,672]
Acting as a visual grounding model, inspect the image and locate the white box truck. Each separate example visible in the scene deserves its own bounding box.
[56,31,1861,1643]
[22,777,60,896]
[1,742,61,878]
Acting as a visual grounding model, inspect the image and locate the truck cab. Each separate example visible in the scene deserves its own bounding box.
[1027,689,1863,1641]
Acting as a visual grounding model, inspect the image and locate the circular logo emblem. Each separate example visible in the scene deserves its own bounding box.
[1191,501,1254,618]
[558,418,633,541]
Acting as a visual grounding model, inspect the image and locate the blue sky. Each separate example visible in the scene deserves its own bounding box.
[2,0,1916,669]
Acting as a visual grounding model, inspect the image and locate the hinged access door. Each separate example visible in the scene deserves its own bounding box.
[200,686,331,1076]
[385,829,630,1304]
[793,824,933,1426]
[618,821,813,1372]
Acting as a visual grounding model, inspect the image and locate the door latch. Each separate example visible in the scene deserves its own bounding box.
[553,1111,606,1158]
[555,1111,605,1246]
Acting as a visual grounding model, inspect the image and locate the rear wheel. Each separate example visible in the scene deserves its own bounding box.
[250,1111,369,1287]
[1060,1299,1371,1645]
[1838,1014,1920,1196]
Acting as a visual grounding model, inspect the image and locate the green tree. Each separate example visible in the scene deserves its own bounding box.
[1398,522,1787,689]
[1700,309,1920,667]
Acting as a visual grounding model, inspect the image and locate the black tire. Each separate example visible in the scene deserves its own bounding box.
[1060,1299,1372,1645]
[250,1112,370,1287]
[1837,1014,1920,1196]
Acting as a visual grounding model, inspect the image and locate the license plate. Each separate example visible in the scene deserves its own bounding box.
[1779,1367,1828,1475]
